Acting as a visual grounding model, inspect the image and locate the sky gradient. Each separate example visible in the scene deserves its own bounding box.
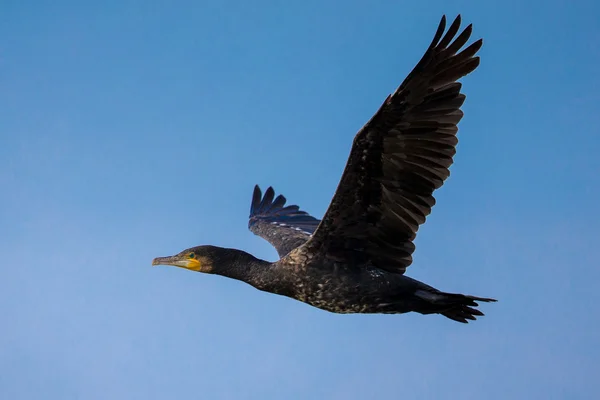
[1,0,599,399]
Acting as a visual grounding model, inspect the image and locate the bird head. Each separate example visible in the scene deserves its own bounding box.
[152,245,217,273]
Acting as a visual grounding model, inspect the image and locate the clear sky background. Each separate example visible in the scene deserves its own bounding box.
[1,0,599,399]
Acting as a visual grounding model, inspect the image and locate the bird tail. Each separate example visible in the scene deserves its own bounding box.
[414,289,497,323]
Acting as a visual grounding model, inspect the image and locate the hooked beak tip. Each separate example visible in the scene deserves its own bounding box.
[152,257,164,266]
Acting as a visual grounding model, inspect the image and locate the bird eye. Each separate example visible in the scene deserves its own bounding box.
[188,252,195,259]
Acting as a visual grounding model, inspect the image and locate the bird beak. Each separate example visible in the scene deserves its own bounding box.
[152,255,202,271]
[152,257,162,266]
[152,255,184,267]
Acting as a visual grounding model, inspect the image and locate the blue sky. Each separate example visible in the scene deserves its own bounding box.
[1,0,599,398]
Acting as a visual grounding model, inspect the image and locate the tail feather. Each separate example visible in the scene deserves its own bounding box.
[415,290,497,323]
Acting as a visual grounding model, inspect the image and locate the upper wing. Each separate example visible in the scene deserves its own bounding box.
[248,185,321,258]
[301,15,482,274]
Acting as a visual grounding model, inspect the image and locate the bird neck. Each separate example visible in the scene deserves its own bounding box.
[212,248,274,289]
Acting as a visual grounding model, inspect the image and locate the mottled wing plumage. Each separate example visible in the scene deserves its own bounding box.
[249,185,321,258]
[303,15,481,274]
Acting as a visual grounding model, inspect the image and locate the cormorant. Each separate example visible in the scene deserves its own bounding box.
[152,15,496,323]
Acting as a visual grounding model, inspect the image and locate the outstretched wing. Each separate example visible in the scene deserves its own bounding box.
[301,15,482,274]
[248,185,321,258]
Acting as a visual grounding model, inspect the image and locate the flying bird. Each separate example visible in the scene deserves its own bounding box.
[153,15,496,323]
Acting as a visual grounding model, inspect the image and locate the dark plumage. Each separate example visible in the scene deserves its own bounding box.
[248,186,320,258]
[153,15,496,323]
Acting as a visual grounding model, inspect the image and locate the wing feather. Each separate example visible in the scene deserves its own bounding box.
[248,185,321,258]
[299,15,482,274]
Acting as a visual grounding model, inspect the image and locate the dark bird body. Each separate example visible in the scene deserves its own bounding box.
[153,15,496,323]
